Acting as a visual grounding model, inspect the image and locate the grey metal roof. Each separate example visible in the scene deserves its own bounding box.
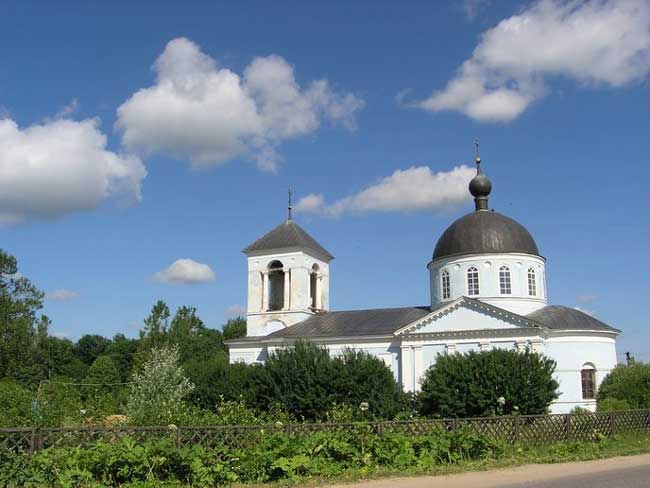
[526,305,619,332]
[243,219,333,260]
[433,211,540,261]
[266,306,433,339]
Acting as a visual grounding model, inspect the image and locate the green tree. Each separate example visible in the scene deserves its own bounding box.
[83,355,124,417]
[597,362,650,409]
[104,334,140,382]
[139,300,170,350]
[0,249,44,383]
[126,346,194,425]
[251,342,338,420]
[75,334,111,366]
[0,379,34,427]
[331,349,409,419]
[222,317,246,341]
[418,349,559,418]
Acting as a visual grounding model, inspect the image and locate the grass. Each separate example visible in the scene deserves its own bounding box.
[234,432,650,488]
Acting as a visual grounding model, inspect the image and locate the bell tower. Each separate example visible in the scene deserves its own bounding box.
[242,191,333,336]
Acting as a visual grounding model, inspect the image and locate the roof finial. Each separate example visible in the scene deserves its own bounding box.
[469,139,492,211]
[287,187,294,221]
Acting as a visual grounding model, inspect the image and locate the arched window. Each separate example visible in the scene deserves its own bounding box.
[467,267,479,296]
[441,270,451,300]
[310,264,319,309]
[527,268,537,296]
[268,260,285,311]
[581,364,596,399]
[499,266,512,295]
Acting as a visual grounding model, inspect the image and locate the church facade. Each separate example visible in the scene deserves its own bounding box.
[228,155,619,414]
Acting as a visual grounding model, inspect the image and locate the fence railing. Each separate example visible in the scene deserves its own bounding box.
[2,409,649,454]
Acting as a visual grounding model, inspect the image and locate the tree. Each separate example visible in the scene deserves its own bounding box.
[104,334,140,382]
[222,317,246,341]
[126,346,194,425]
[330,349,409,419]
[0,249,44,382]
[598,362,650,409]
[418,349,559,418]
[0,379,33,427]
[75,334,111,366]
[139,300,170,350]
[83,355,124,417]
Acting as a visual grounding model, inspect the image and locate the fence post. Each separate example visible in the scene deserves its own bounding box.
[176,426,182,448]
[514,415,520,443]
[608,413,614,437]
[29,428,37,454]
[563,414,570,441]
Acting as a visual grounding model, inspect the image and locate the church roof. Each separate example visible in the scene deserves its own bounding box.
[433,210,540,261]
[243,219,333,260]
[266,305,433,339]
[526,305,619,332]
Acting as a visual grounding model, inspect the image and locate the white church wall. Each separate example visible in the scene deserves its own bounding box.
[411,304,523,334]
[544,334,618,413]
[429,253,547,315]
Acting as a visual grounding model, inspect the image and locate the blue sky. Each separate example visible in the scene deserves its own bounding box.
[0,0,648,362]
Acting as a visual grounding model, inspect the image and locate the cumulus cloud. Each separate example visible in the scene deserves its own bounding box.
[46,289,80,301]
[153,258,216,284]
[419,0,650,121]
[0,117,146,225]
[295,165,475,217]
[117,37,364,172]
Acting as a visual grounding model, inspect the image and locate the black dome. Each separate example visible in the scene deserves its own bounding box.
[433,211,540,261]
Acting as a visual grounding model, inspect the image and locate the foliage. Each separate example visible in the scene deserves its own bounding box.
[597,398,631,412]
[0,249,44,384]
[33,378,84,427]
[245,342,407,421]
[222,317,246,341]
[126,346,195,425]
[418,349,559,418]
[0,379,33,427]
[75,334,111,366]
[0,428,501,486]
[83,355,126,418]
[598,362,650,409]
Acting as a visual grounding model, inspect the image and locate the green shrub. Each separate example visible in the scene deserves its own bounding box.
[598,363,650,409]
[0,379,33,427]
[0,429,501,486]
[418,349,559,418]
[597,398,631,412]
[126,346,194,425]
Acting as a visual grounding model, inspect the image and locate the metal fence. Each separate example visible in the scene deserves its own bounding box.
[2,409,649,454]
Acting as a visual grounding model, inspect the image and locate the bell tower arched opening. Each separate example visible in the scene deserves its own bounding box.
[268,260,285,311]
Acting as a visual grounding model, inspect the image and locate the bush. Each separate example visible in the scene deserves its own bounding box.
[126,346,194,425]
[0,429,501,486]
[418,349,559,418]
[598,363,650,409]
[246,342,408,421]
[0,380,33,427]
[597,398,631,412]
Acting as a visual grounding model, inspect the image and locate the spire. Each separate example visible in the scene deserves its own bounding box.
[287,187,294,221]
[468,139,492,211]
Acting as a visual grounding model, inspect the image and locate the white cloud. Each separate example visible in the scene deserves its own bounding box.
[295,165,475,217]
[0,117,146,225]
[116,37,364,172]
[46,289,80,301]
[462,0,492,20]
[153,258,216,284]
[51,331,70,339]
[225,304,246,317]
[419,0,650,121]
[57,98,80,118]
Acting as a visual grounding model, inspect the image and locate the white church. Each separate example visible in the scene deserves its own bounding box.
[228,153,620,413]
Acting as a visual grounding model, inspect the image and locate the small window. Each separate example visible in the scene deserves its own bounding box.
[581,367,596,399]
[499,266,511,295]
[467,267,479,296]
[441,270,451,300]
[527,268,537,296]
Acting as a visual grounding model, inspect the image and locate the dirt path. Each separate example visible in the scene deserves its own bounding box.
[326,453,650,488]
